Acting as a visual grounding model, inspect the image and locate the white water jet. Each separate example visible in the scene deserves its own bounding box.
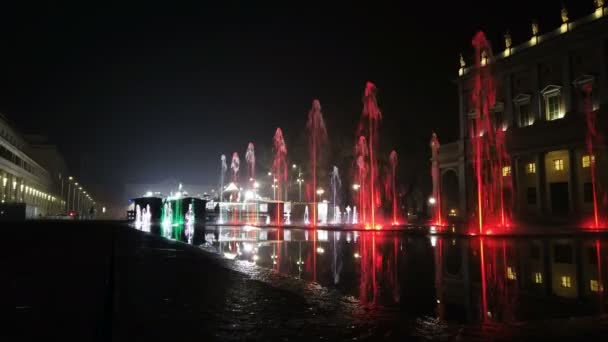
[352,206,358,224]
[345,206,351,224]
[135,204,142,229]
[304,205,310,225]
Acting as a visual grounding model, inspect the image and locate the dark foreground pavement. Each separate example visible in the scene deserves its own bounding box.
[10,221,608,341]
[11,221,375,341]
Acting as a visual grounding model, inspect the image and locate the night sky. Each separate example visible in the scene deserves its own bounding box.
[0,1,593,208]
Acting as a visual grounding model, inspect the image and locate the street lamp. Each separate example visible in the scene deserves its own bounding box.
[428,196,436,205]
[316,188,325,196]
[66,177,73,213]
[352,183,361,191]
[296,178,303,202]
[72,182,78,214]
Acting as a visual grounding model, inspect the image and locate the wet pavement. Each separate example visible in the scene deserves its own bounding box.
[11,221,608,341]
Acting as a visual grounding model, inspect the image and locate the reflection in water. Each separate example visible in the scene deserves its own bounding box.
[187,225,607,324]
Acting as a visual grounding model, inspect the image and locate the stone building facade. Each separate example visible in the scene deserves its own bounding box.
[439,4,608,224]
[0,113,66,216]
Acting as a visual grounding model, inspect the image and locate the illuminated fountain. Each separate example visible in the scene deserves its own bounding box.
[388,150,401,225]
[355,137,369,225]
[345,205,351,224]
[139,204,151,232]
[333,206,341,224]
[162,202,172,238]
[353,206,358,224]
[582,83,606,228]
[330,166,341,223]
[430,133,442,226]
[135,204,142,229]
[273,128,288,225]
[231,152,240,183]
[360,82,382,228]
[245,142,258,223]
[304,205,310,225]
[185,203,195,243]
[245,142,255,180]
[470,32,513,234]
[218,154,228,224]
[307,99,328,226]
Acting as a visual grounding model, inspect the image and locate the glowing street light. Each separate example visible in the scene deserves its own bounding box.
[267,171,272,176]
[316,188,325,196]
[292,164,297,169]
[352,184,361,191]
[428,196,436,205]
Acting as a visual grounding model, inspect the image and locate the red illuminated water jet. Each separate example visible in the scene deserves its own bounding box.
[273,128,288,225]
[359,82,382,228]
[306,99,328,227]
[470,32,514,234]
[582,84,605,229]
[355,137,368,225]
[388,150,400,225]
[430,132,443,226]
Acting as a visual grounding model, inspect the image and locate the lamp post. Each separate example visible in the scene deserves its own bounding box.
[77,186,82,216]
[72,182,78,214]
[67,177,73,213]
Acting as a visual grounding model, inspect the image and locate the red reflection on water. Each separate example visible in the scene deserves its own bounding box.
[479,237,489,321]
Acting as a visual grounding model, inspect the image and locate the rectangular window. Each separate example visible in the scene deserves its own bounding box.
[519,103,533,126]
[546,94,562,120]
[507,266,517,280]
[584,182,594,203]
[502,166,511,177]
[553,159,564,171]
[590,279,601,292]
[534,272,543,284]
[588,247,598,264]
[527,187,537,204]
[526,162,536,174]
[561,275,572,288]
[554,244,573,263]
[530,245,541,259]
[582,155,595,168]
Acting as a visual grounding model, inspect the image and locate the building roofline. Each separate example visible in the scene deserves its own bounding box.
[457,6,608,78]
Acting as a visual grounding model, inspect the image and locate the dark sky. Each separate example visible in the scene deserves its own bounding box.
[0,1,593,207]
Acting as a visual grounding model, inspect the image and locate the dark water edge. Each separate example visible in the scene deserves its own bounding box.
[10,221,608,341]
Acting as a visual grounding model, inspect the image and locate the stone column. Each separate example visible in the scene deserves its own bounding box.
[568,149,578,215]
[599,38,607,109]
[1,171,6,202]
[512,156,520,217]
[505,73,514,126]
[535,152,546,215]
[561,54,572,115]
[532,64,542,122]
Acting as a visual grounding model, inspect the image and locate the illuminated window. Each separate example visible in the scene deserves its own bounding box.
[582,155,595,168]
[553,159,564,171]
[533,272,543,284]
[502,166,511,177]
[526,163,536,174]
[561,275,572,288]
[519,103,534,126]
[590,279,600,292]
[507,267,517,280]
[546,93,562,120]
